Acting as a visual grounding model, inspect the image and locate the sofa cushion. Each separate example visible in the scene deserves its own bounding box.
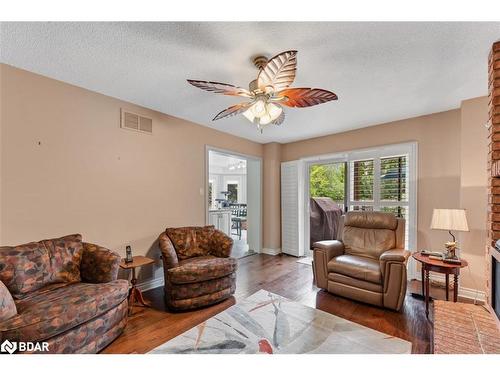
[0,280,16,322]
[166,226,215,260]
[167,256,237,284]
[0,280,129,342]
[0,234,84,299]
[328,254,382,284]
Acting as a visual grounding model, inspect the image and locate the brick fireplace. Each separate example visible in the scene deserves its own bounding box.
[487,40,500,327]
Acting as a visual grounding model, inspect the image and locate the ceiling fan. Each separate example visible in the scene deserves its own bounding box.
[187,50,338,132]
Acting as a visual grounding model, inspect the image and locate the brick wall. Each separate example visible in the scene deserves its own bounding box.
[487,41,500,307]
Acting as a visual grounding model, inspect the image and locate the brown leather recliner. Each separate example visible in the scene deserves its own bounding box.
[313,211,410,311]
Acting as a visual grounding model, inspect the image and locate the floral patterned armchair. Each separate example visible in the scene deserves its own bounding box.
[158,226,237,311]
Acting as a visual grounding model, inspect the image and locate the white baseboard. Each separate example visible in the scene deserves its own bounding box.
[137,276,164,292]
[414,274,486,302]
[260,247,282,256]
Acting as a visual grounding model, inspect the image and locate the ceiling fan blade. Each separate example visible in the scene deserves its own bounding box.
[257,50,297,92]
[213,102,253,121]
[278,88,338,108]
[187,80,252,98]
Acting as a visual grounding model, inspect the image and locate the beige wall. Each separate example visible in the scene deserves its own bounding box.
[0,64,263,281]
[262,142,281,251]
[459,97,489,292]
[282,102,488,292]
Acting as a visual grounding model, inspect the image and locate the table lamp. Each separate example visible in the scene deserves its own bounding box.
[430,208,469,259]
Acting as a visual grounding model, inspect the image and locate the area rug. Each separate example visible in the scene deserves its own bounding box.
[149,290,412,354]
[434,300,500,354]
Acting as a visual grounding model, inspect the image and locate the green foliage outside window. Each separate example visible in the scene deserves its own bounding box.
[309,164,345,202]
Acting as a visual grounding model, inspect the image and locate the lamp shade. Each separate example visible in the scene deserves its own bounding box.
[430,209,469,232]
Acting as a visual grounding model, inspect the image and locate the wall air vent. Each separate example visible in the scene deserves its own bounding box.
[121,109,153,134]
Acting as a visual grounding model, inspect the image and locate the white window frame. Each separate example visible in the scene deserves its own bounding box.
[302,141,418,280]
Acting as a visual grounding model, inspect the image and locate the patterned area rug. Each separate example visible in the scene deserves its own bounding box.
[149,290,412,354]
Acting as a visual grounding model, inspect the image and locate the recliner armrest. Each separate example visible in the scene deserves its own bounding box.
[380,249,410,311]
[380,249,410,263]
[380,249,410,278]
[312,240,344,289]
[313,240,345,260]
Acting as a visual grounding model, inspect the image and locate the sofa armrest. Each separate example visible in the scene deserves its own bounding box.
[81,242,121,283]
[158,232,179,269]
[312,240,345,289]
[0,280,17,322]
[209,229,234,258]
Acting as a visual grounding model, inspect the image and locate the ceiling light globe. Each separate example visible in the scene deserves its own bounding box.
[252,98,267,117]
[266,103,283,121]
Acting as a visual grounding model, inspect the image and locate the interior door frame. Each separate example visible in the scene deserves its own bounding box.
[205,145,263,253]
[301,142,418,280]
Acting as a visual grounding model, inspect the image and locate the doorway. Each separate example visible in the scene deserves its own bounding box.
[308,161,347,256]
[206,147,262,259]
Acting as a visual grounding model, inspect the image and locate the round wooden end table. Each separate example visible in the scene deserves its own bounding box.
[412,252,468,317]
[120,255,155,316]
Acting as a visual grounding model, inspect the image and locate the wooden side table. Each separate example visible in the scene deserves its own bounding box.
[120,255,155,316]
[412,252,468,317]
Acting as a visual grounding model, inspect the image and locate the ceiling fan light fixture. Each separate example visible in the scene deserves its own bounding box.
[187,50,338,132]
[266,102,282,121]
[242,107,256,123]
[251,97,267,117]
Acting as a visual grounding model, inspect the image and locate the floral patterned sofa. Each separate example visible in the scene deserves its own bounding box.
[0,234,129,353]
[159,226,237,311]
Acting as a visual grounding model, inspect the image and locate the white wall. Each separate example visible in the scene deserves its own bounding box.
[209,173,247,204]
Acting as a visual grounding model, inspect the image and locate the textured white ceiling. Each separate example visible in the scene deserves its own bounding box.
[1,22,499,143]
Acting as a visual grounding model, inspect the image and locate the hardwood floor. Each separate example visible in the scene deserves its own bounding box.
[103,253,475,354]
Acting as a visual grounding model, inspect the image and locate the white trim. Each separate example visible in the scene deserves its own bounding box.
[137,276,164,292]
[261,248,282,256]
[301,141,418,280]
[205,145,262,253]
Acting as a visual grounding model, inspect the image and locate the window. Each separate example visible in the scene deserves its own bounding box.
[351,159,374,202]
[380,156,407,205]
[227,183,238,203]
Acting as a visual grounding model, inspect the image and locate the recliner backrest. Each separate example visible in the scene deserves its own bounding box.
[340,212,405,259]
